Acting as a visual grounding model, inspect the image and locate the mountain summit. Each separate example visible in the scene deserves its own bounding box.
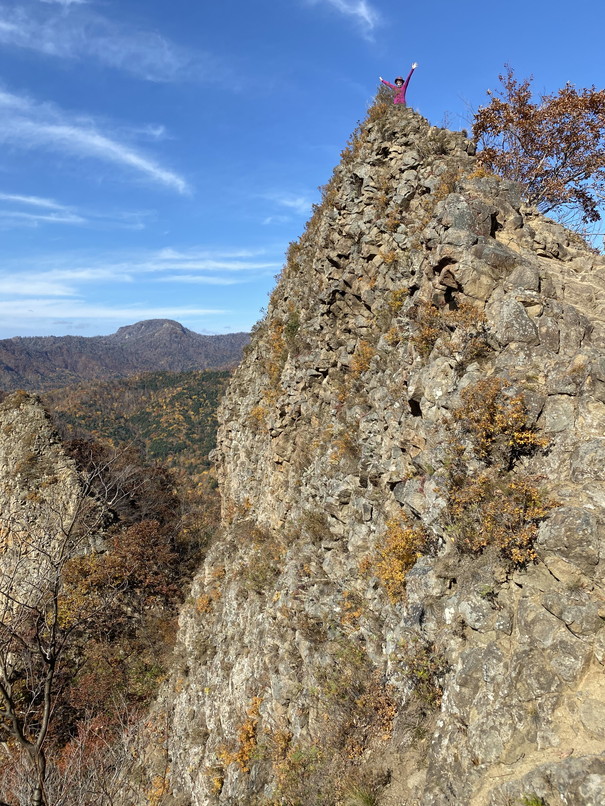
[0,320,249,391]
[108,319,191,341]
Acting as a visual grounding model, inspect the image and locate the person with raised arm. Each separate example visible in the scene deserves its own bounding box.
[380,63,418,106]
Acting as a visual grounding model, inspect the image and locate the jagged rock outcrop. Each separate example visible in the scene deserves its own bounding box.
[156,106,605,805]
[0,391,89,663]
[0,390,84,541]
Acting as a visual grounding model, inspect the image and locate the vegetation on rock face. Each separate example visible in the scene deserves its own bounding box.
[0,385,223,805]
[450,377,548,467]
[410,299,490,364]
[218,696,263,774]
[371,519,428,601]
[474,66,605,228]
[399,636,449,713]
[444,378,553,566]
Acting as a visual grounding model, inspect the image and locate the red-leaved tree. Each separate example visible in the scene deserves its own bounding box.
[473,66,605,227]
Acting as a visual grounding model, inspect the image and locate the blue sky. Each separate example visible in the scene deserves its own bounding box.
[0,0,603,338]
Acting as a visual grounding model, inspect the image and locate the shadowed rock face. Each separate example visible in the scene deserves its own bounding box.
[0,319,250,391]
[143,107,605,805]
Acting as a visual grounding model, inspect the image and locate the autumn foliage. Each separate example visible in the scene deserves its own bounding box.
[0,432,208,805]
[473,66,605,225]
[445,377,553,566]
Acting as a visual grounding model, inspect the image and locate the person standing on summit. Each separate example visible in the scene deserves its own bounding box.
[380,63,418,106]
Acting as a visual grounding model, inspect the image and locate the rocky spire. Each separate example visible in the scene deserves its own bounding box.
[156,103,605,805]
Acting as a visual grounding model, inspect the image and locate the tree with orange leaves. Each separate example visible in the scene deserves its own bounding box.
[473,66,605,226]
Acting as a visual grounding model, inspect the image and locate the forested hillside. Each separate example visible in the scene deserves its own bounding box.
[0,363,229,803]
[44,368,230,481]
[0,319,248,391]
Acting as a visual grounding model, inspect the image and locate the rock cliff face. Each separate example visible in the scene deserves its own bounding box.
[0,391,88,644]
[159,106,605,805]
[0,391,84,546]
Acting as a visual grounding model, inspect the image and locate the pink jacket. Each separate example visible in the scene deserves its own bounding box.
[381,66,415,105]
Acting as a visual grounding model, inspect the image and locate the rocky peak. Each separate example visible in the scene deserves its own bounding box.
[109,319,190,342]
[153,105,605,805]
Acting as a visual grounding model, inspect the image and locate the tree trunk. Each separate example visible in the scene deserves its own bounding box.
[30,748,46,806]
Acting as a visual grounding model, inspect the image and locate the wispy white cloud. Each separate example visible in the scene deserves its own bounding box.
[150,247,281,272]
[0,277,76,296]
[0,191,86,227]
[0,88,189,193]
[0,299,226,320]
[262,214,291,226]
[0,247,281,298]
[305,0,381,37]
[156,248,271,261]
[39,1,88,6]
[0,190,155,230]
[260,191,314,225]
[0,1,218,82]
[0,191,71,209]
[0,265,133,295]
[0,209,86,225]
[269,193,313,215]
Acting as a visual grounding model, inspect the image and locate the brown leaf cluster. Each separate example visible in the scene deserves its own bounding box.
[473,66,605,224]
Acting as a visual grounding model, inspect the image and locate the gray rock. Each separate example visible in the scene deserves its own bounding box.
[508,262,541,291]
[539,395,576,432]
[537,507,601,574]
[571,438,605,482]
[493,295,540,344]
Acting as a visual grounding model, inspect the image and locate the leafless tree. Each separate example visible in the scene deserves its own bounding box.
[0,452,137,806]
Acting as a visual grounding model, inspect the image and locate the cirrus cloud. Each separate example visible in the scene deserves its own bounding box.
[0,1,222,83]
[304,0,381,37]
[0,87,190,193]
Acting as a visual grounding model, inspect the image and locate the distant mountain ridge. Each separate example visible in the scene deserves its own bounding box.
[0,319,250,391]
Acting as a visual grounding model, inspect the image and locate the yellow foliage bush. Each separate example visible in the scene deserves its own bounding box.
[447,470,553,565]
[248,404,268,432]
[218,696,263,774]
[195,585,221,614]
[410,301,443,357]
[366,99,390,123]
[340,590,363,629]
[374,520,426,601]
[467,165,494,180]
[379,249,398,264]
[387,288,408,314]
[452,377,548,465]
[444,378,553,565]
[350,340,376,377]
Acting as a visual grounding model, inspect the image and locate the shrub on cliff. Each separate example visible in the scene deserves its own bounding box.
[473,66,605,228]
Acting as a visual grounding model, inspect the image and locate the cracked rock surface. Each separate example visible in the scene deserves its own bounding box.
[152,107,605,805]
